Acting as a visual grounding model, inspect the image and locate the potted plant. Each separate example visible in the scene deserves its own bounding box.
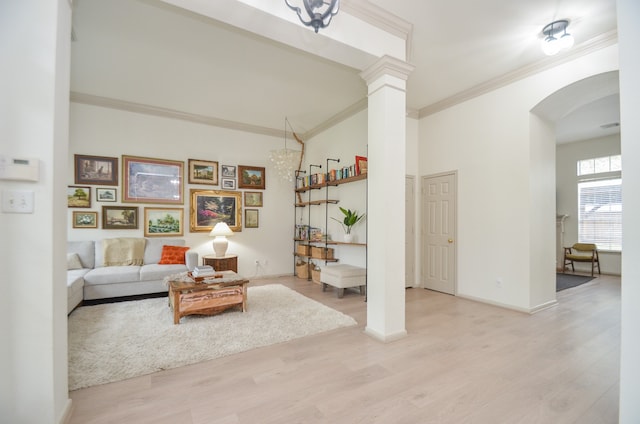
[332,207,365,243]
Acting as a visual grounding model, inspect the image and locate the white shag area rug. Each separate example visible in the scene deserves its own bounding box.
[68,284,356,391]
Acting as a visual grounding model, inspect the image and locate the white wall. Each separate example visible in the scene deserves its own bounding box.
[418,45,619,311]
[556,134,621,275]
[0,1,71,423]
[69,103,294,278]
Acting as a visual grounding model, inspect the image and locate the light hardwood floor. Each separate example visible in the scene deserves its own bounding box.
[68,274,620,423]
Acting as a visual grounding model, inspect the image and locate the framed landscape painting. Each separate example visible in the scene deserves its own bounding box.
[72,211,98,228]
[144,207,184,237]
[244,191,263,207]
[74,154,118,186]
[96,188,117,202]
[122,155,184,204]
[102,206,138,230]
[67,186,91,208]
[238,165,265,190]
[188,159,218,185]
[190,189,242,232]
[245,209,259,228]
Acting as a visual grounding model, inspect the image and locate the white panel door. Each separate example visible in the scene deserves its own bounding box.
[422,173,456,294]
[405,176,415,288]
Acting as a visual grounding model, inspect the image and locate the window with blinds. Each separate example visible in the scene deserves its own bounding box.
[578,178,622,251]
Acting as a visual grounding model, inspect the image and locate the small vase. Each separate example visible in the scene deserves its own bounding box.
[343,233,354,243]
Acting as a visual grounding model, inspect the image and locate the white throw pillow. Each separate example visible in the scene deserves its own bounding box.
[67,253,83,270]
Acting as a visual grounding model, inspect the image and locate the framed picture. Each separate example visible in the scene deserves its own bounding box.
[74,154,118,186]
[244,191,263,207]
[238,165,265,190]
[190,189,242,232]
[102,206,138,230]
[67,186,91,208]
[188,159,218,185]
[144,207,184,237]
[72,211,98,228]
[221,178,236,190]
[122,155,184,204]
[245,209,259,228]
[96,187,117,202]
[221,165,236,178]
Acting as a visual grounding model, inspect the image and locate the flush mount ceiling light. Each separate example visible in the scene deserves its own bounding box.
[541,19,574,56]
[285,0,339,33]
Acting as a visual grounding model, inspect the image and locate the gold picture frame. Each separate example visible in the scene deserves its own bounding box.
[190,189,242,232]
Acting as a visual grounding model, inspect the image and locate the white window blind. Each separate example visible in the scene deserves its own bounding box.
[578,178,622,251]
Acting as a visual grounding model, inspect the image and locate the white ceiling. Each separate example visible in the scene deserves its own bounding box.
[70,0,619,143]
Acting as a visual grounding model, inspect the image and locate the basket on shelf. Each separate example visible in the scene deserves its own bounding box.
[311,264,321,284]
[296,244,311,256]
[311,246,334,259]
[295,261,310,279]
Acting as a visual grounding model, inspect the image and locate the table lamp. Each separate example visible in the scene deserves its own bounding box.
[209,222,234,257]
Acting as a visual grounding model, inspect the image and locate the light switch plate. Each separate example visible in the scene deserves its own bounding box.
[2,190,35,213]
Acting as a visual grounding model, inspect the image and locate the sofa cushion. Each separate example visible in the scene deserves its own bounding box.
[67,253,83,270]
[158,245,190,264]
[140,264,188,282]
[83,266,141,286]
[68,240,95,269]
[144,238,186,264]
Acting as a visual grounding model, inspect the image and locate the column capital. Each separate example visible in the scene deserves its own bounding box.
[359,55,415,86]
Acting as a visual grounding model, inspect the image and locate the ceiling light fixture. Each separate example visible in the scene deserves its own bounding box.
[269,118,304,182]
[541,20,574,56]
[284,0,339,33]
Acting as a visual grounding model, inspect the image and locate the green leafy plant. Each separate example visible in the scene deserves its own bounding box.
[332,207,365,234]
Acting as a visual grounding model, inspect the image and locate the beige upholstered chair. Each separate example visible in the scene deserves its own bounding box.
[563,243,601,277]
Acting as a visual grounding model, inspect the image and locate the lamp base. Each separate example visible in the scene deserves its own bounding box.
[212,237,228,257]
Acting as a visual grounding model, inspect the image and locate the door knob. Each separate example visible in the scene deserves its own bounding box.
[448,239,453,243]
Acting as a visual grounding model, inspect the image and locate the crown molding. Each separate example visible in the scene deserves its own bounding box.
[419,30,619,118]
[304,97,368,140]
[342,0,413,61]
[70,91,286,139]
[342,0,412,41]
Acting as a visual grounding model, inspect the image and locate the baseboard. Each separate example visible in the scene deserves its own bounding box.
[58,399,73,424]
[457,293,557,314]
[364,326,408,343]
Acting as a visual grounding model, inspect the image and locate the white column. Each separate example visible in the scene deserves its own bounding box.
[617,0,640,421]
[360,56,414,342]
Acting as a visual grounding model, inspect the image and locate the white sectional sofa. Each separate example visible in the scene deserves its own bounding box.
[67,238,198,313]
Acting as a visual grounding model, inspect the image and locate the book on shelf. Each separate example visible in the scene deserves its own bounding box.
[355,155,368,175]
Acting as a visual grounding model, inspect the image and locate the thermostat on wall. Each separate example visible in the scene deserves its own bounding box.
[0,155,39,182]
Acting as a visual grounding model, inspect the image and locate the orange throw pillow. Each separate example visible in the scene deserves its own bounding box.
[158,245,190,265]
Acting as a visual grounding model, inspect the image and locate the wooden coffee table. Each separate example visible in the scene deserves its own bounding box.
[168,271,249,324]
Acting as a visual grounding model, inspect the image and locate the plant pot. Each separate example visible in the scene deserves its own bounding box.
[343,233,355,243]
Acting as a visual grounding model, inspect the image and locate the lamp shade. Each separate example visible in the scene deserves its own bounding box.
[209,222,234,237]
[209,222,233,257]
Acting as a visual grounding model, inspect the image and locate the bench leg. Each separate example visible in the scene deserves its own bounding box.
[322,283,327,292]
[337,288,345,298]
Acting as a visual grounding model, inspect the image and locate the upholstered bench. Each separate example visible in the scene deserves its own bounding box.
[320,264,366,298]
